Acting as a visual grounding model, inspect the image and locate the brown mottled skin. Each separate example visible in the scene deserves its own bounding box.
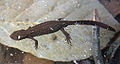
[10,19,116,49]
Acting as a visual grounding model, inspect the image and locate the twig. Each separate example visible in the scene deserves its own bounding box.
[109,42,120,63]
[92,9,105,64]
[104,31,120,64]
[104,42,120,64]
[107,31,120,46]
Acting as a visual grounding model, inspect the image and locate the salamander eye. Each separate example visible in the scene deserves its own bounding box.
[10,29,26,40]
[16,35,22,40]
[18,36,21,39]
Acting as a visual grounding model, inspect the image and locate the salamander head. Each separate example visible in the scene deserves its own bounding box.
[10,29,27,40]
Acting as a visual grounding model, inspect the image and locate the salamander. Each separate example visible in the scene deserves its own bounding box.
[10,19,116,49]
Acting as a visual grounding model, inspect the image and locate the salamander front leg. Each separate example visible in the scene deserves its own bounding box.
[29,37,38,49]
[60,28,72,46]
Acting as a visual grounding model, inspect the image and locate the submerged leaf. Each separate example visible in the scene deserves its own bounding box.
[0,0,120,61]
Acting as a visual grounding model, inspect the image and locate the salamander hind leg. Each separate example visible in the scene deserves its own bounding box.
[60,28,72,46]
